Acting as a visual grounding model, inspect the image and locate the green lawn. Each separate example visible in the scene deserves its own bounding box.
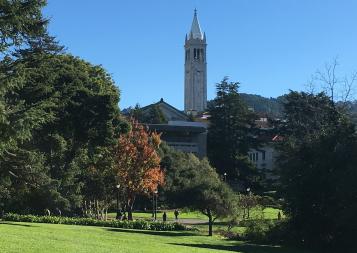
[108,208,283,221]
[0,221,313,253]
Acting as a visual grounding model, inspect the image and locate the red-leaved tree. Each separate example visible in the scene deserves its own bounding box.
[113,119,164,220]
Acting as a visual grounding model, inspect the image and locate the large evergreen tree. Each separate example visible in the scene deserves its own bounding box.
[0,0,51,157]
[208,77,259,185]
[0,0,58,214]
[277,91,357,250]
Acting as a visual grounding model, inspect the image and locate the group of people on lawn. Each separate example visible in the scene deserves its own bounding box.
[116,209,180,222]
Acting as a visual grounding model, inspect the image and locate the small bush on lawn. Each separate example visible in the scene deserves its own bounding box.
[243,219,291,245]
[243,219,275,242]
[219,219,289,244]
[2,213,187,231]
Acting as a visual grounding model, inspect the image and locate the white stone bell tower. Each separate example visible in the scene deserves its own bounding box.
[184,9,207,114]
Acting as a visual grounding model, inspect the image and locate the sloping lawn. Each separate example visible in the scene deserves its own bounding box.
[0,221,313,253]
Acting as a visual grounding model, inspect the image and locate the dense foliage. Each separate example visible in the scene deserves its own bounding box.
[207,77,260,185]
[114,120,164,220]
[160,144,237,236]
[1,53,128,215]
[0,1,129,216]
[277,91,357,250]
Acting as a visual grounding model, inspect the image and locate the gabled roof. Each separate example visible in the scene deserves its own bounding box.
[142,98,189,122]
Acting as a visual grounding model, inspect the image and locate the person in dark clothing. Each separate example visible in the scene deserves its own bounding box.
[163,212,167,222]
[174,209,179,220]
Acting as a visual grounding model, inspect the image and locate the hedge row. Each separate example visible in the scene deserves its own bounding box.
[2,213,187,231]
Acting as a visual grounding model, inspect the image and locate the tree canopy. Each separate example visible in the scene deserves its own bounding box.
[113,120,164,220]
[208,77,260,186]
[160,144,237,236]
[0,51,128,215]
[277,91,357,250]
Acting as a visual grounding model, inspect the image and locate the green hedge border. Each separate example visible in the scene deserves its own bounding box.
[2,213,187,231]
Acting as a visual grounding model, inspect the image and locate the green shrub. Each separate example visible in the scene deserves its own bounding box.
[2,213,187,231]
[241,219,289,245]
[243,219,274,242]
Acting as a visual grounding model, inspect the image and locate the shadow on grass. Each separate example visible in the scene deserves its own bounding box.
[0,222,36,227]
[169,243,302,253]
[104,228,199,237]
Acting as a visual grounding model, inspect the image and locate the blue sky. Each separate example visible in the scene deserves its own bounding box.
[44,0,357,110]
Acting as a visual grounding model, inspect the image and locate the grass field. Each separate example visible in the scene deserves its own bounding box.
[108,208,283,222]
[0,221,315,253]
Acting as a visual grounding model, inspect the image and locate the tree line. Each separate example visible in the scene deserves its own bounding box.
[0,1,356,250]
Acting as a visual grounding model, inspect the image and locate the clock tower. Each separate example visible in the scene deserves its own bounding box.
[184,9,207,114]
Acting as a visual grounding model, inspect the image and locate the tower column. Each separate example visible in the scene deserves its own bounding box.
[184,10,207,114]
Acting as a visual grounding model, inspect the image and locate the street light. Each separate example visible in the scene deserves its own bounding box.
[246,187,251,219]
[154,190,158,220]
[152,191,155,219]
[223,172,227,182]
[116,184,121,220]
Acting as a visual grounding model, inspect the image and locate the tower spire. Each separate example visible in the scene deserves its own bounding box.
[190,9,203,40]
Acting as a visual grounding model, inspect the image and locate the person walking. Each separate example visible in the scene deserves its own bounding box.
[163,212,167,222]
[174,209,179,221]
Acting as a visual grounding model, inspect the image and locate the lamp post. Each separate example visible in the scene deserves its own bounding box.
[223,172,227,182]
[116,184,121,220]
[246,187,251,219]
[152,191,155,219]
[154,190,158,220]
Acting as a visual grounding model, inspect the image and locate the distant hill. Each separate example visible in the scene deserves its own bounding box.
[239,93,284,118]
[239,94,357,123]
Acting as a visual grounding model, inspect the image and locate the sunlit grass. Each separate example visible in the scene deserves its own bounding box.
[0,221,313,253]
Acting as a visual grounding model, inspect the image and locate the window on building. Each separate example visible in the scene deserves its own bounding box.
[194,48,200,60]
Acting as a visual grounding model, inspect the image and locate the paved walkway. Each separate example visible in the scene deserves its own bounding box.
[169,218,207,225]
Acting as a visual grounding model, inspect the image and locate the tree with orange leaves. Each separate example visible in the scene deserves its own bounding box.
[113,119,164,220]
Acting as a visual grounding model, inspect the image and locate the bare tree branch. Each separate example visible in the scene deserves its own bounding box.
[341,71,357,102]
[315,57,339,100]
[312,57,356,102]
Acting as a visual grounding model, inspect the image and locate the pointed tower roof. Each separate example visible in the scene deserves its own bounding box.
[189,9,203,40]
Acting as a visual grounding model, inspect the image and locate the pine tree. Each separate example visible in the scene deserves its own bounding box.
[208,77,259,185]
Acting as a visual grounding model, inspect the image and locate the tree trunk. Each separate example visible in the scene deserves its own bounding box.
[127,196,135,221]
[127,205,133,220]
[207,209,213,236]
